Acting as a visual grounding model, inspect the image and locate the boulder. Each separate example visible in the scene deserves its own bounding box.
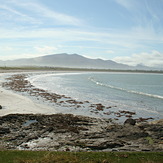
[124,118,136,125]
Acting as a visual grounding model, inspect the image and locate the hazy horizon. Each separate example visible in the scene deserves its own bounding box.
[1,53,163,70]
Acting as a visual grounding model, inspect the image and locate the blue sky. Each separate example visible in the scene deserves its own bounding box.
[0,0,163,68]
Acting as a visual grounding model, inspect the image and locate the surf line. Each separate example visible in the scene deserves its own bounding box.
[89,77,163,100]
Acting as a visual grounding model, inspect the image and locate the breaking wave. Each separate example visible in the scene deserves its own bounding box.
[89,77,163,100]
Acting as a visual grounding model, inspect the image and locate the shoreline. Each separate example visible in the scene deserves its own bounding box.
[0,86,56,116]
[0,70,163,151]
[0,71,57,116]
[0,71,160,122]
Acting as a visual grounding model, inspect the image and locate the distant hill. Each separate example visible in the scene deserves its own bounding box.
[0,53,155,70]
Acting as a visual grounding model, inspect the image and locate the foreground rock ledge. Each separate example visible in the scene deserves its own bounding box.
[0,114,162,152]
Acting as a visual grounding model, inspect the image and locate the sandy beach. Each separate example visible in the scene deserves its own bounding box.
[0,71,56,116]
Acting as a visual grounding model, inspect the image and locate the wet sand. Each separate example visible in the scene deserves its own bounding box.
[0,71,56,116]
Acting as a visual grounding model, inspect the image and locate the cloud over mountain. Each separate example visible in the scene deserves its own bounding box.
[113,51,163,68]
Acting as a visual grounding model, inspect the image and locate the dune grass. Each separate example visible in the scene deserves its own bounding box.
[0,151,163,163]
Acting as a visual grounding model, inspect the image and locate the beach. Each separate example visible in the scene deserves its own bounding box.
[0,70,163,151]
[0,71,144,121]
[0,70,56,116]
[1,70,162,121]
[0,86,56,116]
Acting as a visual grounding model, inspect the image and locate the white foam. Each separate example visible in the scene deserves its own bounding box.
[89,77,163,100]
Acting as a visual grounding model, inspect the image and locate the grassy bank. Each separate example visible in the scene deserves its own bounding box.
[0,151,162,163]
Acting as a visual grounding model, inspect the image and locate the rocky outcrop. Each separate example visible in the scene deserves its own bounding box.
[0,114,162,151]
[0,127,10,134]
[124,118,136,125]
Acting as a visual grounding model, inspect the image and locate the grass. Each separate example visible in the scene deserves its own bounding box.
[145,137,154,145]
[0,151,163,163]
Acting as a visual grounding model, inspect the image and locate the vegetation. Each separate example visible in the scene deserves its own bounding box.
[0,66,53,71]
[145,137,154,145]
[0,66,163,73]
[0,151,162,163]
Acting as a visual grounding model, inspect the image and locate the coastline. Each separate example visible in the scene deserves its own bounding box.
[0,70,163,151]
[0,70,160,121]
[0,71,140,122]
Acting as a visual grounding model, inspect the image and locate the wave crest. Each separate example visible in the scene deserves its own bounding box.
[89,77,163,100]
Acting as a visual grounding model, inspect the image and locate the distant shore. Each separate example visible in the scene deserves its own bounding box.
[1,66,163,74]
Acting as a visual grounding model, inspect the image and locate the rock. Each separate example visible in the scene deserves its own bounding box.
[96,103,105,111]
[0,105,2,109]
[0,113,162,152]
[0,127,10,134]
[86,140,124,150]
[136,117,154,122]
[124,118,136,125]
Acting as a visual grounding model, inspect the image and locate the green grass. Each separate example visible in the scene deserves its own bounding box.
[0,151,162,163]
[145,137,154,145]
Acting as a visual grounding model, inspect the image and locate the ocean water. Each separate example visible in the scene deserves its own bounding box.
[29,72,163,120]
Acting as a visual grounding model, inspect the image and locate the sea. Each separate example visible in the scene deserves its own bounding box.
[28,72,163,121]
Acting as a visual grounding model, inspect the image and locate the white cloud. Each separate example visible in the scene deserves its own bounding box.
[115,0,163,41]
[34,46,58,54]
[0,4,41,26]
[113,50,163,68]
[106,50,115,54]
[115,0,138,11]
[19,53,47,59]
[31,4,82,26]
[0,0,83,27]
[0,46,13,51]
[0,0,163,62]
[1,53,46,60]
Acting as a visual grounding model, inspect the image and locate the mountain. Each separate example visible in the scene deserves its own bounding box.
[0,53,155,70]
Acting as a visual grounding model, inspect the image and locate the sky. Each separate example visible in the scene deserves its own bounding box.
[0,0,163,68]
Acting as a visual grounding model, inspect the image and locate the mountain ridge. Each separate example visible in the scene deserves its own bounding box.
[0,53,156,70]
